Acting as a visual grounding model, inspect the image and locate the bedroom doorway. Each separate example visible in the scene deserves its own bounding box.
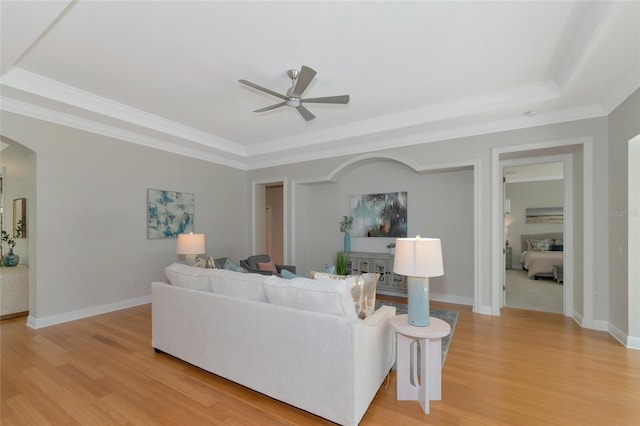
[502,159,566,314]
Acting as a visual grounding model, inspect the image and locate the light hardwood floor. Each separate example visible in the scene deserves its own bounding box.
[2,299,639,425]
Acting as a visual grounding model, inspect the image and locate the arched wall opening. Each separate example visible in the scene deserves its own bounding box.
[291,154,480,309]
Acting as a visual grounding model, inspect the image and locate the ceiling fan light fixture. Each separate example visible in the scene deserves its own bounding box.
[286,97,301,108]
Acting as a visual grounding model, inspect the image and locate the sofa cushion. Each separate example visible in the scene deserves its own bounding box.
[208,269,268,301]
[264,275,358,319]
[165,263,213,291]
[311,271,379,319]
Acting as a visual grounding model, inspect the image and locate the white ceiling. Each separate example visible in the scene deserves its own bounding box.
[1,1,638,170]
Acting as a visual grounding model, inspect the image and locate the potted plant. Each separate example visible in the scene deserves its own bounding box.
[335,251,349,276]
[340,215,353,252]
[386,242,396,254]
[1,229,19,267]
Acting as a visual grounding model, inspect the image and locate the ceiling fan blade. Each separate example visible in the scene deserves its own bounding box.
[302,95,350,104]
[239,79,287,101]
[296,105,316,121]
[253,101,287,113]
[291,66,317,98]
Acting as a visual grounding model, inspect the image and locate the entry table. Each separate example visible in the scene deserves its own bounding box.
[389,314,451,414]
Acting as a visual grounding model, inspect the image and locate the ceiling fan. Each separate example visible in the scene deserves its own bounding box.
[239,65,350,121]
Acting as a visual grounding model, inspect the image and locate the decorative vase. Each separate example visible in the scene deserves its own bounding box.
[343,232,351,252]
[2,249,19,267]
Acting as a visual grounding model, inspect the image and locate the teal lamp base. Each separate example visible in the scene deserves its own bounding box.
[407,276,430,326]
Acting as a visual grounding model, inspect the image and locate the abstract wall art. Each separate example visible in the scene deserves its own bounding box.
[147,189,194,238]
[350,192,407,237]
[525,207,563,224]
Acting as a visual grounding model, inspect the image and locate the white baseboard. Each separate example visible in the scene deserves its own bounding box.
[431,292,473,306]
[27,295,151,329]
[608,322,628,347]
[592,319,608,332]
[572,310,584,327]
[476,304,494,315]
[627,336,640,350]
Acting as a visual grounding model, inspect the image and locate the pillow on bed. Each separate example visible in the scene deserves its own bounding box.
[551,240,564,251]
[527,238,552,251]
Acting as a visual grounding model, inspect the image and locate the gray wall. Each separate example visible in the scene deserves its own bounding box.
[249,117,609,318]
[506,179,564,267]
[608,88,640,338]
[294,161,474,303]
[0,112,248,320]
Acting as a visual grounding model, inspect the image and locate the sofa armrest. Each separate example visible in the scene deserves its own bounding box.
[276,264,296,274]
[239,260,274,275]
[363,304,396,327]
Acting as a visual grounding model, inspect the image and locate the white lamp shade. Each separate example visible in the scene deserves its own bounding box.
[393,237,444,277]
[176,233,206,255]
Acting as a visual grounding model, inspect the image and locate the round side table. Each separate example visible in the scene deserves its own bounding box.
[389,314,451,414]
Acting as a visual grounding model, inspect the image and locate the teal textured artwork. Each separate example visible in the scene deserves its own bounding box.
[350,192,407,237]
[147,189,194,238]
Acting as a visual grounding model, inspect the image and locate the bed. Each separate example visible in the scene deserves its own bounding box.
[520,233,563,279]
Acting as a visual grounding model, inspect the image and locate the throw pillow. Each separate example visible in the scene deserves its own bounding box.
[310,271,379,319]
[280,269,301,279]
[194,255,216,268]
[264,275,359,319]
[527,238,552,251]
[258,261,278,274]
[223,258,247,273]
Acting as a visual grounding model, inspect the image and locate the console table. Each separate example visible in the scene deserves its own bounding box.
[345,251,407,295]
[1,264,29,319]
[390,314,451,414]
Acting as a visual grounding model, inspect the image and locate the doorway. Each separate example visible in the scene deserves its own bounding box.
[251,179,288,264]
[503,162,564,313]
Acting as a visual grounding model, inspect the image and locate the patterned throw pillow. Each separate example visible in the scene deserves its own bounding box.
[527,238,552,251]
[311,271,380,319]
[223,258,247,273]
[194,256,216,268]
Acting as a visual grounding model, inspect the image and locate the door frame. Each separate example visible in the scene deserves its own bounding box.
[500,154,573,315]
[491,137,592,323]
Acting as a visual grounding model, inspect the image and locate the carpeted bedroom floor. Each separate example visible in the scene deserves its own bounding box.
[505,268,563,313]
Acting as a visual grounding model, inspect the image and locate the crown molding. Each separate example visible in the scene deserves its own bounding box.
[1,68,246,156]
[1,97,248,170]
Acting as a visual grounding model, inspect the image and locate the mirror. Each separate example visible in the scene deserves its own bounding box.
[13,198,26,238]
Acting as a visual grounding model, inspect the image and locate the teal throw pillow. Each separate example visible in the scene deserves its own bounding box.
[223,258,247,273]
[280,269,301,279]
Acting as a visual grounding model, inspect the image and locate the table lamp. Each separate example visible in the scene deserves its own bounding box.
[176,233,206,265]
[393,236,444,326]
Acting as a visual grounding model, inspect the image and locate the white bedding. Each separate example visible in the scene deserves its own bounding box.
[521,250,563,278]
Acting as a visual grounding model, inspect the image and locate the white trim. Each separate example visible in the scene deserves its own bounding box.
[476,305,493,315]
[608,322,628,347]
[493,137,592,326]
[430,293,473,307]
[2,69,244,155]
[1,97,247,170]
[627,336,640,350]
[26,295,151,329]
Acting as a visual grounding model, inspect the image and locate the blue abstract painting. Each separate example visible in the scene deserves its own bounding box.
[350,192,407,237]
[147,189,194,238]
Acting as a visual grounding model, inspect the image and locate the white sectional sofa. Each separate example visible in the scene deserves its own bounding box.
[152,264,396,426]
